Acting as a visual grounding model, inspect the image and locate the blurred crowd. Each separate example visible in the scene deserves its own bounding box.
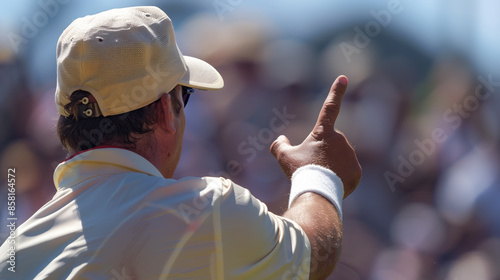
[1,3,499,280]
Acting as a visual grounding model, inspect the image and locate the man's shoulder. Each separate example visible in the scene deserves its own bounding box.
[130,174,232,194]
[120,175,234,211]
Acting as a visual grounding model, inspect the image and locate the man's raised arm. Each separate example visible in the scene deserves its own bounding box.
[271,75,362,280]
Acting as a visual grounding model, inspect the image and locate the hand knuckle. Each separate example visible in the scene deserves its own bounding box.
[323,103,340,115]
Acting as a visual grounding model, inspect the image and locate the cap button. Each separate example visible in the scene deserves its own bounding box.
[84,109,93,117]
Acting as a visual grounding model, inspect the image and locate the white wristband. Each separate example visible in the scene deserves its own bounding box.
[289,164,344,221]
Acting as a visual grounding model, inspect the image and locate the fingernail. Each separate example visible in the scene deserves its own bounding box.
[339,76,348,86]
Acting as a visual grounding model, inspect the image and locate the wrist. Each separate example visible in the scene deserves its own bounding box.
[289,164,344,220]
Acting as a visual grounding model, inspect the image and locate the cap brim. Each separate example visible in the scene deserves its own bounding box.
[178,56,224,90]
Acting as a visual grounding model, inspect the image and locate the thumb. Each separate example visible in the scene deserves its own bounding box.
[270,135,291,158]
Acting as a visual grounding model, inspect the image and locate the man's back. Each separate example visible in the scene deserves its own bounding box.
[0,148,310,279]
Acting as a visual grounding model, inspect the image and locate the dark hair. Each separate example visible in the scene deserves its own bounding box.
[57,89,181,153]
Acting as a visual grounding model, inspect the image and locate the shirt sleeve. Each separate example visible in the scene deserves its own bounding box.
[218,179,311,280]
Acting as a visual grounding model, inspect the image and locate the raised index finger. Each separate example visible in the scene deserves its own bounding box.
[313,75,348,131]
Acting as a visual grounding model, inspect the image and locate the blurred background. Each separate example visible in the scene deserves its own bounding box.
[1,0,499,279]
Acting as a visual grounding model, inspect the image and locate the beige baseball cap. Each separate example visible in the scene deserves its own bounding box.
[55,6,224,117]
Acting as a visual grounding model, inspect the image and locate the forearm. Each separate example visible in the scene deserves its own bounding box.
[282,164,345,279]
[284,193,343,280]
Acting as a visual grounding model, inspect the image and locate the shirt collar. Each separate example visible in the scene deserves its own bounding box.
[53,147,163,190]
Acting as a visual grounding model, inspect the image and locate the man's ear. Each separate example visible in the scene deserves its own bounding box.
[157,94,176,133]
